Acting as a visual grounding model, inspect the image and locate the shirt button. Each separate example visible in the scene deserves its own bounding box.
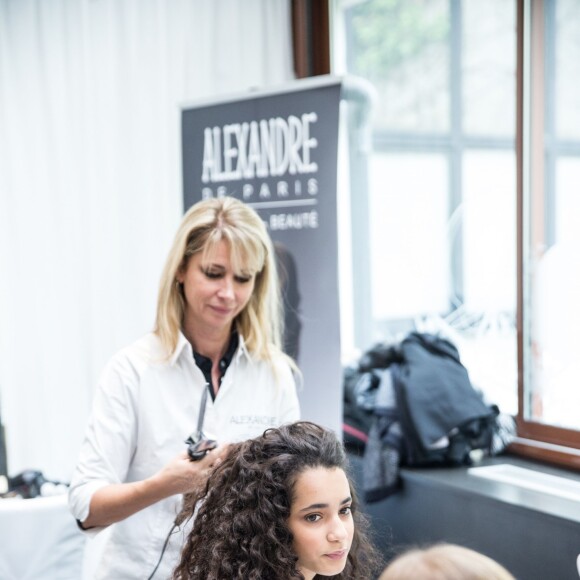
[220,360,226,369]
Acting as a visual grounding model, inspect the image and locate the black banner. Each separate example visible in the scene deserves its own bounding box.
[181,77,342,433]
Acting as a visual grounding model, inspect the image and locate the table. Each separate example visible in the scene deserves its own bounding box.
[0,493,85,580]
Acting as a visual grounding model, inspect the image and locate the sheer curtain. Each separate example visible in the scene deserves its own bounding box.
[0,0,294,481]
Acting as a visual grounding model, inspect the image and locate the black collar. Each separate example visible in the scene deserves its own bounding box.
[192,332,239,399]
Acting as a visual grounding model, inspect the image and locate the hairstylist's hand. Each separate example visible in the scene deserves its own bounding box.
[81,446,229,529]
[154,444,228,496]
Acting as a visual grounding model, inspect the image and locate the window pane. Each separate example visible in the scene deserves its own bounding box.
[368,153,450,320]
[555,158,580,245]
[463,0,516,137]
[345,0,450,133]
[526,0,580,434]
[555,0,580,140]
[335,0,517,415]
[460,151,517,415]
[529,158,580,429]
[463,151,516,311]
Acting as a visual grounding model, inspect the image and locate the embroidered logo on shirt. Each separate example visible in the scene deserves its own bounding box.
[230,415,276,426]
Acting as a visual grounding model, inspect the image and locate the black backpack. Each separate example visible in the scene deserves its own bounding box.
[391,333,496,466]
[344,332,497,465]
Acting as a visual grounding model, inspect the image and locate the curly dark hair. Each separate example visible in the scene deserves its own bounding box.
[172,421,380,580]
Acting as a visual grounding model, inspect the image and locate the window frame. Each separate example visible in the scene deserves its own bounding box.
[513,0,580,469]
[291,0,331,79]
[297,0,580,470]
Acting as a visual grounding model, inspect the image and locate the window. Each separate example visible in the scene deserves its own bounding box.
[333,0,518,417]
[326,0,580,468]
[516,0,580,465]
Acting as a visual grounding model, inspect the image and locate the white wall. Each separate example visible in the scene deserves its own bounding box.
[0,0,295,481]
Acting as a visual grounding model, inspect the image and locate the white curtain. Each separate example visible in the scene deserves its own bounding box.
[0,0,295,481]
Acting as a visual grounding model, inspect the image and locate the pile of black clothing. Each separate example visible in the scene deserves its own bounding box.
[343,332,513,502]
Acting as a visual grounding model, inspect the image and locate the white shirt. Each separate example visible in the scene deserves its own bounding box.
[68,332,300,579]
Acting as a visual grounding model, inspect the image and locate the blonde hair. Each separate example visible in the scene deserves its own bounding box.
[154,197,285,364]
[379,544,515,580]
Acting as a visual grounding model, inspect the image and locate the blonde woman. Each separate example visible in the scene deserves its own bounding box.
[69,197,300,579]
[379,543,515,580]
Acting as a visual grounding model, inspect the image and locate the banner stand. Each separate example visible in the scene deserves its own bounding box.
[181,75,343,434]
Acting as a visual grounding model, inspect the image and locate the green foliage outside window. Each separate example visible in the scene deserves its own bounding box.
[349,0,449,78]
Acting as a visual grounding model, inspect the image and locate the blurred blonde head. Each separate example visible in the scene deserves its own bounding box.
[155,197,284,363]
[379,544,515,580]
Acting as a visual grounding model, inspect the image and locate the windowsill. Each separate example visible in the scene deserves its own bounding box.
[399,453,580,526]
[507,436,580,471]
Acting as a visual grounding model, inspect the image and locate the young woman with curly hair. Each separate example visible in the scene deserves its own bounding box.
[173,421,381,580]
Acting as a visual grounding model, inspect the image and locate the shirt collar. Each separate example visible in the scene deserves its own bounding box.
[170,329,251,366]
[236,333,251,362]
[169,331,192,366]
[192,332,239,375]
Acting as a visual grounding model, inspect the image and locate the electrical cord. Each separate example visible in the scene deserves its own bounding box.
[148,389,211,579]
[147,522,178,580]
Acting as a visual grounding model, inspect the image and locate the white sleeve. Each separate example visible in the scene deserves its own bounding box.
[68,354,138,531]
